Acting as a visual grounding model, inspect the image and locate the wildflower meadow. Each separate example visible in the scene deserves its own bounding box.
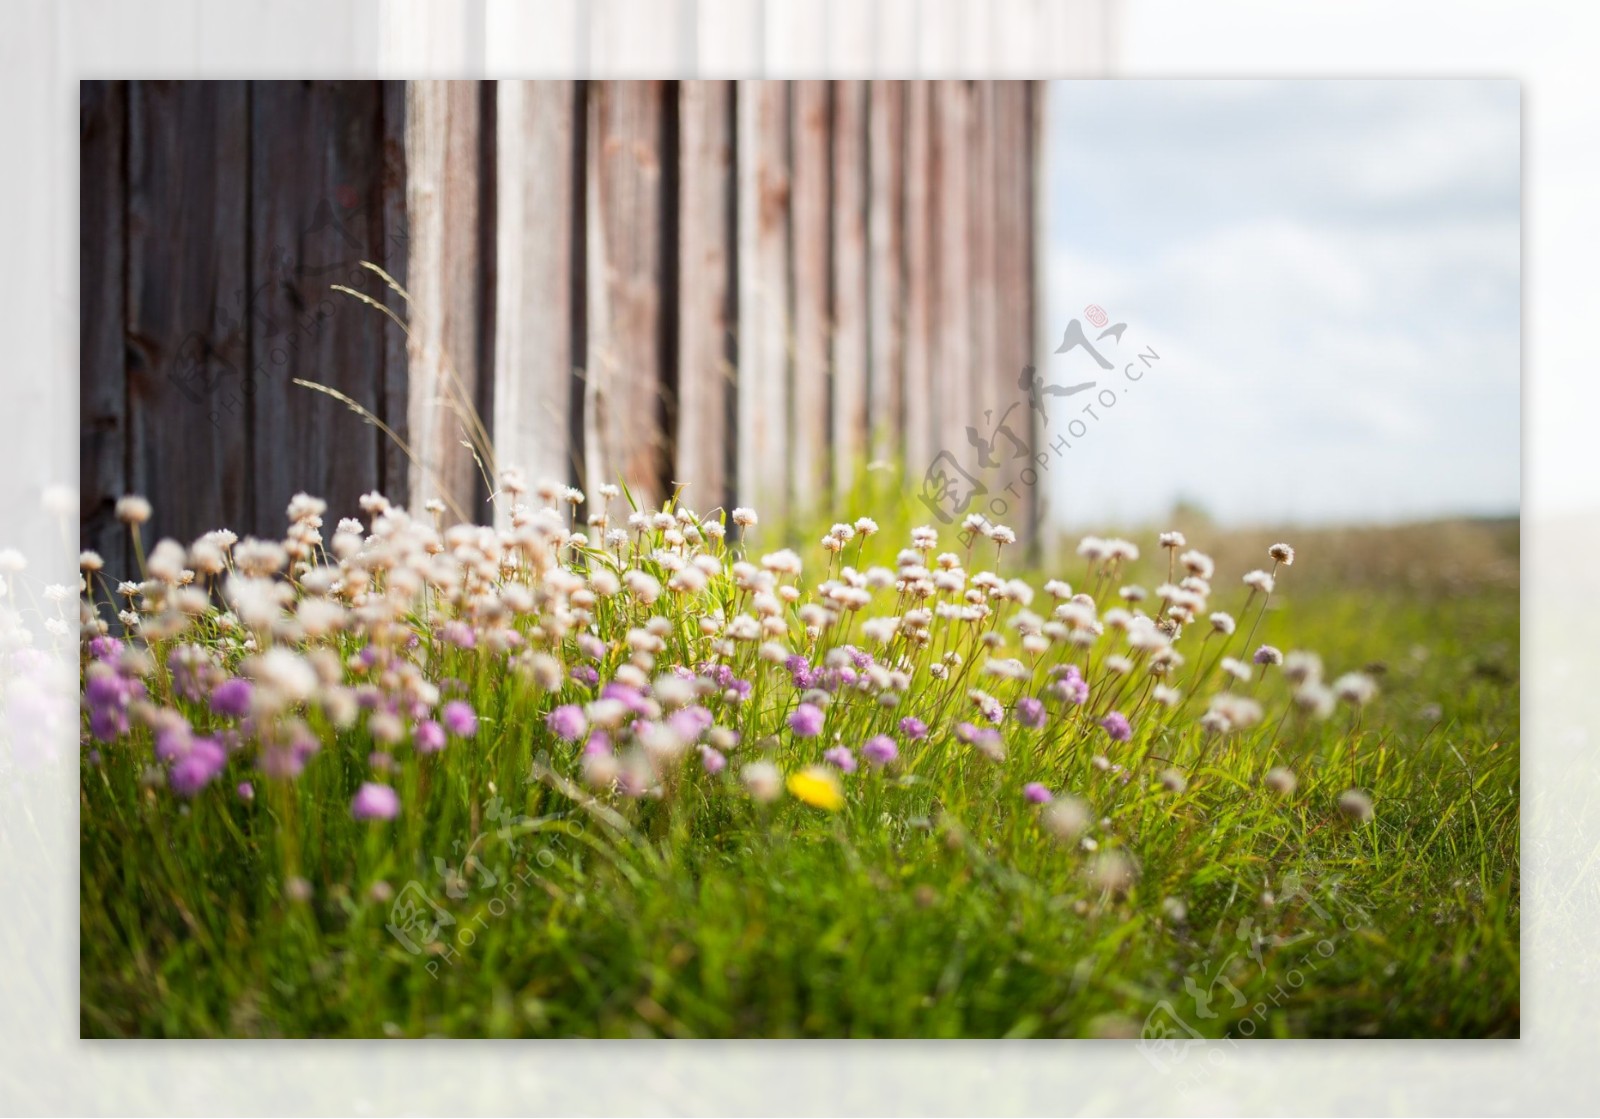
[76,473,1518,1038]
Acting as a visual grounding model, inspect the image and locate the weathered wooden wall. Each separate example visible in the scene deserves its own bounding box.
[80,79,1042,573]
[480,79,1044,530]
[80,79,413,577]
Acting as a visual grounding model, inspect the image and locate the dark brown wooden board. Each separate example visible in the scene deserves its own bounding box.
[250,81,391,535]
[125,80,251,552]
[79,80,128,578]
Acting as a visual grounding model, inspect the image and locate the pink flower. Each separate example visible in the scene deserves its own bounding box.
[351,782,399,821]
[823,745,857,773]
[547,704,588,742]
[415,719,447,753]
[442,700,478,738]
[788,703,824,738]
[862,735,898,767]
[1100,712,1132,742]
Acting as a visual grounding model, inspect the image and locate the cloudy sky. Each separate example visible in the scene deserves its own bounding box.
[1043,80,1520,528]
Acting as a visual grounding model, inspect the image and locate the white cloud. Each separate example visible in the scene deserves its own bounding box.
[1044,80,1520,527]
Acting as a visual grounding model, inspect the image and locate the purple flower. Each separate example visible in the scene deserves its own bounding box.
[84,666,142,742]
[1051,666,1090,706]
[84,672,124,709]
[547,704,587,742]
[788,703,825,738]
[237,781,254,801]
[898,717,928,741]
[154,722,193,762]
[785,656,818,690]
[441,620,477,649]
[167,647,216,703]
[862,735,898,767]
[442,700,478,738]
[1014,697,1047,729]
[87,706,126,742]
[415,719,447,754]
[699,744,727,774]
[600,682,651,715]
[668,705,714,743]
[258,727,320,780]
[1100,711,1132,742]
[571,665,600,687]
[351,782,400,821]
[87,635,123,662]
[169,737,226,797]
[1023,782,1054,804]
[583,730,613,757]
[209,677,254,718]
[824,745,858,773]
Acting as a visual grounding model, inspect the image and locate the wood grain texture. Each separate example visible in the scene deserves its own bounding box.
[930,80,972,482]
[992,80,1038,540]
[968,80,1004,521]
[788,80,831,516]
[125,80,250,548]
[735,80,791,524]
[405,79,484,523]
[494,80,577,505]
[675,80,736,515]
[251,80,392,533]
[901,80,934,482]
[79,80,128,578]
[379,79,411,509]
[585,80,669,509]
[830,79,869,498]
[84,78,1047,560]
[865,80,905,467]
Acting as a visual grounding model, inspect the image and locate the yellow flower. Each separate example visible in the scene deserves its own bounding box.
[786,766,844,811]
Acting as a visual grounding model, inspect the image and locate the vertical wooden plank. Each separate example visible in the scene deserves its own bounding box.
[494,80,576,504]
[831,79,869,497]
[930,80,972,488]
[404,79,484,523]
[901,80,933,484]
[379,79,411,508]
[866,80,905,468]
[993,80,1038,541]
[79,80,128,578]
[125,80,250,551]
[675,80,736,515]
[586,80,668,509]
[789,80,831,516]
[1027,80,1048,547]
[735,80,790,524]
[968,81,1005,521]
[251,81,394,533]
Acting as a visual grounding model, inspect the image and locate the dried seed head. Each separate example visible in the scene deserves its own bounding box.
[1337,788,1374,823]
[115,495,153,525]
[1264,767,1298,796]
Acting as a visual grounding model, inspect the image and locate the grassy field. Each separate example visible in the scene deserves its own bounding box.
[78,480,1519,1038]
